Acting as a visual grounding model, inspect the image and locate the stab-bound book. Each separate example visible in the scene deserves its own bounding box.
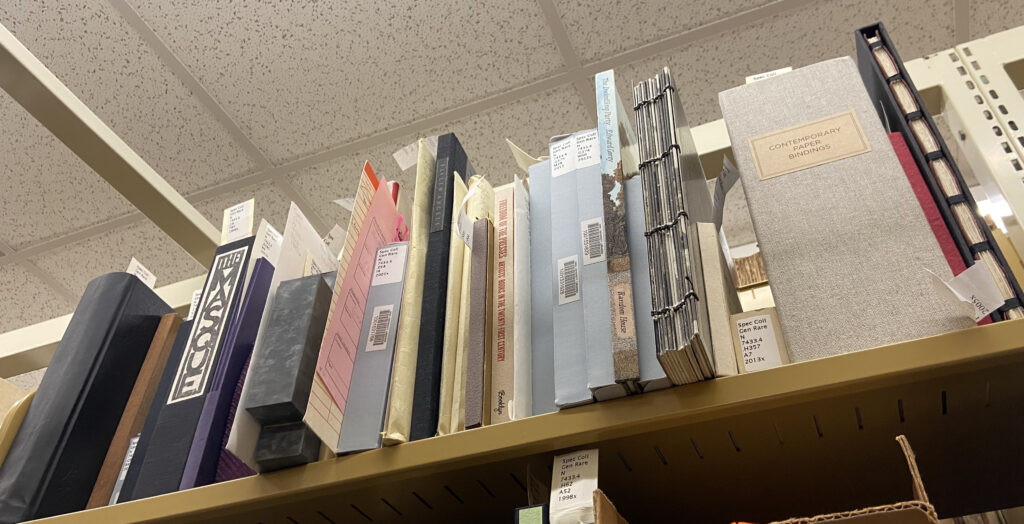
[0,273,172,522]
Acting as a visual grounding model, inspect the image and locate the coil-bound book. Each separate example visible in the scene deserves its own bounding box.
[856,22,1024,321]
[632,67,716,385]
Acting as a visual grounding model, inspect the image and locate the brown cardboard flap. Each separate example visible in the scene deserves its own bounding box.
[594,488,630,524]
[770,436,938,524]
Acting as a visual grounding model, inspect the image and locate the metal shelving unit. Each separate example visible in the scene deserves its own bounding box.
[2,17,1024,524]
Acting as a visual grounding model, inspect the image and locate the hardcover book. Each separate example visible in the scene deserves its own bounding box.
[489,183,515,424]
[179,258,275,490]
[549,134,593,409]
[718,57,974,361]
[528,160,557,416]
[510,177,533,419]
[337,243,410,453]
[595,70,641,390]
[382,141,436,445]
[123,236,254,501]
[466,220,493,429]
[411,133,474,441]
[88,313,182,508]
[0,273,171,521]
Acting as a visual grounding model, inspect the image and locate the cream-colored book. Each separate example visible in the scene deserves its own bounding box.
[510,177,532,419]
[488,183,515,424]
[382,141,436,446]
[436,175,469,436]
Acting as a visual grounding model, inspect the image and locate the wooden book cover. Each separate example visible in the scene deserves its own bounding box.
[87,313,182,508]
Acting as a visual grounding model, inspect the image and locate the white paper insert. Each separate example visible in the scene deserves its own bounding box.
[550,136,576,178]
[930,263,1005,321]
[186,289,202,321]
[549,449,598,524]
[574,129,600,169]
[735,313,784,372]
[221,199,255,244]
[323,224,347,258]
[126,257,156,289]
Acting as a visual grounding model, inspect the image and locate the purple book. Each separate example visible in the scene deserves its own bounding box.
[215,355,256,483]
[179,258,273,490]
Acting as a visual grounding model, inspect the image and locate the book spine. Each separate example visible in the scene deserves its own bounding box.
[126,237,254,501]
[179,260,274,490]
[510,178,533,419]
[489,185,515,424]
[88,313,182,508]
[0,274,171,521]
[466,221,492,429]
[411,133,470,441]
[595,70,641,388]
[338,243,409,454]
[528,160,557,416]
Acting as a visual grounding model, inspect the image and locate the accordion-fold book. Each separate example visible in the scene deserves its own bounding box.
[718,57,973,362]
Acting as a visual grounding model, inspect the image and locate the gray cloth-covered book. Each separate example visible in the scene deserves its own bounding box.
[718,57,973,362]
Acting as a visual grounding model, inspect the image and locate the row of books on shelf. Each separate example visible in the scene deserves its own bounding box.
[0,22,1021,523]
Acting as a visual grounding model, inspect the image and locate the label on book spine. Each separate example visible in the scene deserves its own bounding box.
[168,245,249,404]
[557,255,580,305]
[371,244,409,287]
[108,435,140,505]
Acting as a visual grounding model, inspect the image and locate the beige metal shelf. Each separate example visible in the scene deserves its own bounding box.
[30,320,1024,523]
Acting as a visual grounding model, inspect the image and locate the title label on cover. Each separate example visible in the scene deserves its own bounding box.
[168,245,249,404]
[557,255,581,305]
[748,110,871,181]
[732,309,785,372]
[549,449,598,524]
[371,243,408,286]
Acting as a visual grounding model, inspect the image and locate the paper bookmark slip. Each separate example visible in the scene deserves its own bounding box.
[313,183,401,444]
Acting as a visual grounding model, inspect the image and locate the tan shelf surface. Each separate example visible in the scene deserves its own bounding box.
[31,319,1024,523]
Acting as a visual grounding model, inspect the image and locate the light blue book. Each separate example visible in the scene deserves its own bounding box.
[528,160,557,416]
[337,242,409,454]
[549,134,593,409]
[573,129,627,401]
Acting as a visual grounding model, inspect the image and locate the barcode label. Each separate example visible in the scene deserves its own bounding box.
[365,304,395,352]
[557,255,580,305]
[580,217,606,265]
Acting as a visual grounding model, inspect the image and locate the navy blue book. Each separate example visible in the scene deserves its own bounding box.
[121,236,254,501]
[410,132,473,441]
[0,273,171,522]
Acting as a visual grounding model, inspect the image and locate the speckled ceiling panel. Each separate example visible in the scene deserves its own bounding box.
[288,85,593,235]
[0,264,74,334]
[192,181,293,235]
[609,0,956,128]
[969,0,1024,40]
[554,0,772,62]
[0,94,134,249]
[130,0,566,164]
[0,1,257,196]
[30,221,205,298]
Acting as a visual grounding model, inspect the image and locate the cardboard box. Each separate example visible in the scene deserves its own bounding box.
[771,436,939,523]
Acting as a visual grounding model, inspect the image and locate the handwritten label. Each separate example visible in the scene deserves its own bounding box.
[733,311,784,372]
[929,263,1005,321]
[745,66,792,84]
[748,110,871,181]
[221,199,254,244]
[126,257,156,289]
[580,217,606,265]
[371,243,408,286]
[549,449,598,524]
